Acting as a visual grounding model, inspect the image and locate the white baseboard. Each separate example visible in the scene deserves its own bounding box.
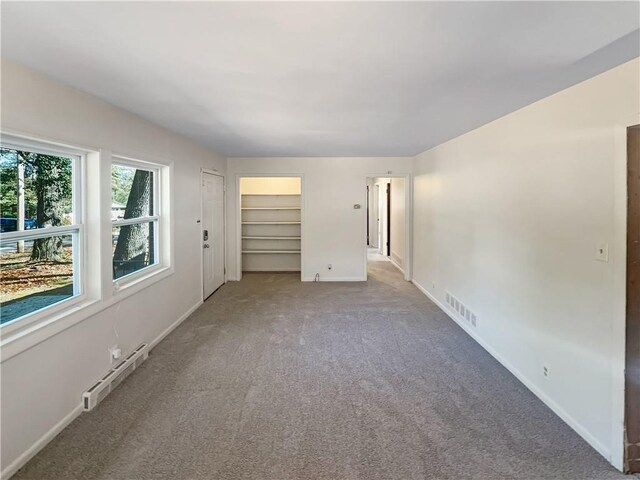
[1,404,83,480]
[390,250,403,266]
[302,276,367,282]
[411,279,611,465]
[1,300,203,480]
[389,257,405,275]
[149,300,203,350]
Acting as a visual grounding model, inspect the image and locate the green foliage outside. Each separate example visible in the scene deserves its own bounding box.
[1,148,150,267]
[1,149,39,219]
[1,148,74,261]
[1,151,138,222]
[0,149,152,323]
[111,165,135,206]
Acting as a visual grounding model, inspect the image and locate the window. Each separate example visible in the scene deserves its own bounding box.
[0,142,83,325]
[0,137,171,341]
[111,159,160,282]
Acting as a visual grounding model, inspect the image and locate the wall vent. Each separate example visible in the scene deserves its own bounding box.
[445,291,478,328]
[82,344,149,411]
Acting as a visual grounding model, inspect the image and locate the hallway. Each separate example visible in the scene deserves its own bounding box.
[14,265,624,479]
[367,246,389,264]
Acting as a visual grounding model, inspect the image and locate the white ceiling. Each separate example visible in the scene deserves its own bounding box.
[2,2,638,157]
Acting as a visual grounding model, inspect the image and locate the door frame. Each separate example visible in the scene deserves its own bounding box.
[200,168,226,302]
[372,183,380,248]
[364,173,412,282]
[624,123,640,473]
[386,182,391,257]
[612,113,640,471]
[376,181,384,254]
[372,179,388,255]
[366,185,370,246]
[235,173,305,282]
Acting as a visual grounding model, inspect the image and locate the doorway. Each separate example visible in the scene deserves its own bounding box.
[369,183,380,249]
[365,175,410,280]
[365,181,390,255]
[625,124,640,473]
[202,171,225,299]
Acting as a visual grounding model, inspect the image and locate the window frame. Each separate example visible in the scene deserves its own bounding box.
[0,134,174,361]
[110,155,164,290]
[0,138,86,331]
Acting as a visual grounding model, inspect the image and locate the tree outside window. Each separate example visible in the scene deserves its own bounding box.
[111,162,159,280]
[0,146,79,325]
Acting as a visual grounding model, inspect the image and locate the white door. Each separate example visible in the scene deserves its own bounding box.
[202,172,225,299]
[373,184,380,248]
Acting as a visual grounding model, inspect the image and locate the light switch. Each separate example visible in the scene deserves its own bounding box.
[596,243,609,262]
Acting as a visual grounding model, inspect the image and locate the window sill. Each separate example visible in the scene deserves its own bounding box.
[0,266,174,363]
[113,265,172,297]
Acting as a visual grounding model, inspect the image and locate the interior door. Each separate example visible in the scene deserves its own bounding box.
[366,185,370,246]
[626,125,640,473]
[202,172,225,299]
[374,184,380,249]
[386,182,391,257]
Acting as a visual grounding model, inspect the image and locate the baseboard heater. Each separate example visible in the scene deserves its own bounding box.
[82,344,149,411]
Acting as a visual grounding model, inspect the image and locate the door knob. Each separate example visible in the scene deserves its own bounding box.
[203,244,210,248]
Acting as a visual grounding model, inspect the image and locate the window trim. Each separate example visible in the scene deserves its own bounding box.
[0,264,174,362]
[110,156,166,291]
[0,133,174,362]
[0,139,86,331]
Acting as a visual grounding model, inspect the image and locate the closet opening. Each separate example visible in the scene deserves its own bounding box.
[239,176,302,276]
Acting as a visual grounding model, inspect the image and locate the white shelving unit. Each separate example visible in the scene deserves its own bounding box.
[241,193,301,272]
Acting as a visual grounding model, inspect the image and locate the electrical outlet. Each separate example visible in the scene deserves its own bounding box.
[543,366,550,378]
[327,264,332,270]
[595,243,609,262]
[109,345,122,362]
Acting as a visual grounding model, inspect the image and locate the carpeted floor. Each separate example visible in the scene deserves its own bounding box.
[367,247,389,262]
[13,262,627,479]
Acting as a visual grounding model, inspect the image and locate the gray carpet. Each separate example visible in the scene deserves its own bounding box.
[13,262,627,479]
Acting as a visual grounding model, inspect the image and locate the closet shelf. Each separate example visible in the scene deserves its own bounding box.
[242,250,301,254]
[242,221,301,225]
[241,186,301,272]
[242,236,301,240]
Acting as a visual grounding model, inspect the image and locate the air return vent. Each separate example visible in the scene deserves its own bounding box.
[82,344,149,411]
[445,292,478,328]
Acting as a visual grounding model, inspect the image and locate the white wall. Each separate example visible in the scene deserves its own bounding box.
[227,158,413,281]
[3,51,633,478]
[390,177,405,270]
[0,60,227,476]
[412,58,639,468]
